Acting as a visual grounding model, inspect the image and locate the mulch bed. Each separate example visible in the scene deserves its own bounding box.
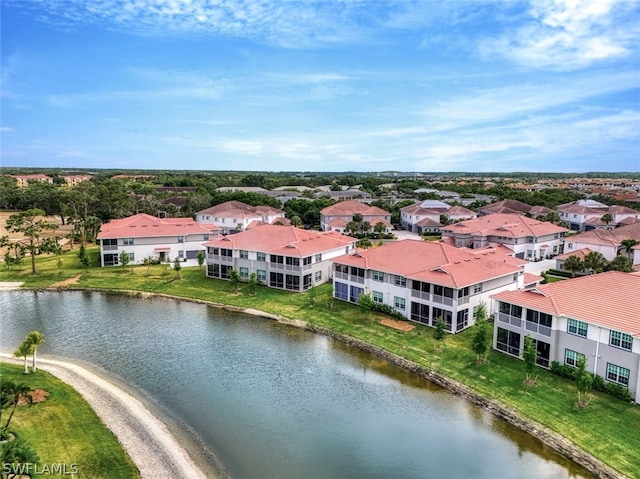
[380,318,415,331]
[17,389,49,406]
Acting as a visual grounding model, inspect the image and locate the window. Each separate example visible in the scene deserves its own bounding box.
[334,263,349,274]
[394,296,406,310]
[103,253,118,266]
[315,254,322,262]
[610,331,633,351]
[257,252,266,262]
[432,308,452,331]
[606,363,630,387]
[239,267,249,278]
[456,309,469,331]
[568,318,588,337]
[526,310,553,332]
[177,235,184,243]
[412,281,430,293]
[123,237,134,246]
[203,234,209,241]
[178,250,184,258]
[499,302,522,318]
[240,250,248,259]
[473,283,483,294]
[102,238,117,248]
[350,267,365,278]
[410,302,429,324]
[285,274,300,291]
[220,248,233,257]
[334,282,348,301]
[315,271,322,282]
[286,257,300,267]
[564,349,585,368]
[303,257,312,266]
[458,287,469,298]
[373,270,384,282]
[350,286,364,303]
[372,291,383,303]
[496,328,521,356]
[394,275,406,287]
[257,270,266,282]
[270,272,284,288]
[270,255,284,264]
[207,264,218,277]
[303,274,312,290]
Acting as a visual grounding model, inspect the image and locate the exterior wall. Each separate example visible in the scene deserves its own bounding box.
[197,213,281,233]
[564,240,617,261]
[401,211,439,231]
[321,213,392,232]
[100,234,208,267]
[444,232,564,261]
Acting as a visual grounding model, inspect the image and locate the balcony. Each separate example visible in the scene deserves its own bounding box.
[498,312,522,328]
[102,245,118,251]
[525,321,552,337]
[270,263,313,273]
[208,254,233,263]
[432,295,454,307]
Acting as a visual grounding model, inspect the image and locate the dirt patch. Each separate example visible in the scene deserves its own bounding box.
[380,318,415,331]
[17,389,50,405]
[0,211,74,257]
[51,275,82,288]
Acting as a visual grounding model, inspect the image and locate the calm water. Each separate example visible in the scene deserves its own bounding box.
[0,291,592,479]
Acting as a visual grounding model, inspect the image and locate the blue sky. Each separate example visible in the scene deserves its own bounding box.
[1,0,639,173]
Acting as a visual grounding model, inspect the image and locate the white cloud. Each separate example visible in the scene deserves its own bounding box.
[481,0,640,70]
[0,126,14,132]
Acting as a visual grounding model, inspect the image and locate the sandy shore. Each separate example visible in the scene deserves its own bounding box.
[0,354,210,479]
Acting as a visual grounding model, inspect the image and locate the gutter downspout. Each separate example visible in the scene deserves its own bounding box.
[593,325,601,375]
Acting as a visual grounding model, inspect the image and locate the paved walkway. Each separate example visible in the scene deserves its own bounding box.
[0,282,24,290]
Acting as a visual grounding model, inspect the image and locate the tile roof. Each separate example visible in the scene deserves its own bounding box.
[204,225,354,257]
[447,206,476,216]
[478,199,532,214]
[97,214,217,239]
[566,223,640,247]
[555,247,593,260]
[492,272,640,335]
[196,201,283,218]
[441,213,567,238]
[320,200,390,216]
[333,239,521,288]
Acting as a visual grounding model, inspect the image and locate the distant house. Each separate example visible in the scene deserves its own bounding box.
[97,213,219,267]
[563,222,640,262]
[492,271,640,404]
[9,174,54,188]
[320,200,392,233]
[196,201,286,234]
[400,200,476,233]
[204,224,355,291]
[441,214,567,260]
[557,200,640,231]
[554,247,593,271]
[61,174,93,187]
[477,199,552,218]
[331,239,524,333]
[316,189,373,202]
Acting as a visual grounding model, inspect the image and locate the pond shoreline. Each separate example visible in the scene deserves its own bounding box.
[23,285,627,479]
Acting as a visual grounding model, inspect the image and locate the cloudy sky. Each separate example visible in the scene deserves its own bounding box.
[1,0,639,173]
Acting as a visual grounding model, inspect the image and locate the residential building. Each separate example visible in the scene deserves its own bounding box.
[477,199,552,218]
[204,225,355,291]
[563,223,640,262]
[8,174,54,187]
[491,272,640,403]
[557,200,640,231]
[401,200,476,233]
[196,201,285,234]
[97,213,219,267]
[320,200,393,233]
[60,174,93,187]
[331,240,525,333]
[316,189,373,202]
[441,214,568,260]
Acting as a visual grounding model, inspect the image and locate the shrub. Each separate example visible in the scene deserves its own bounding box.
[592,374,606,392]
[550,361,575,380]
[605,383,633,402]
[371,303,406,321]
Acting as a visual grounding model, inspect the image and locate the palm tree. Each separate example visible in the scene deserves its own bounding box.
[13,342,33,374]
[3,381,32,431]
[25,331,45,373]
[600,212,614,226]
[583,251,607,274]
[290,215,303,228]
[607,255,634,273]
[562,255,584,277]
[620,238,639,259]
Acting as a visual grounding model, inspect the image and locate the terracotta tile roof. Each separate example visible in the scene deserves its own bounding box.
[566,223,640,247]
[478,199,532,214]
[333,239,521,288]
[529,205,553,215]
[442,213,567,238]
[204,225,354,257]
[320,200,390,216]
[329,218,349,228]
[609,205,640,214]
[197,201,283,218]
[492,272,640,335]
[524,273,543,286]
[97,213,217,239]
[447,206,476,216]
[416,217,442,227]
[555,247,593,260]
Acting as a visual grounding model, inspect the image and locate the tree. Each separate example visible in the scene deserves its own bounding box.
[25,331,45,373]
[5,209,56,275]
[197,251,206,270]
[358,292,375,320]
[361,221,371,234]
[574,357,593,408]
[0,437,40,475]
[229,268,240,291]
[600,212,614,226]
[583,251,606,274]
[13,341,33,375]
[433,317,446,343]
[2,381,32,431]
[471,303,490,364]
[562,255,584,277]
[374,221,386,235]
[247,272,258,296]
[620,238,639,259]
[607,255,634,273]
[173,257,182,278]
[119,251,131,272]
[290,215,303,228]
[523,335,537,385]
[78,245,90,269]
[144,255,154,276]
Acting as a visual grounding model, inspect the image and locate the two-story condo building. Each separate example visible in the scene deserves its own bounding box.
[491,272,640,403]
[196,201,285,234]
[557,200,640,231]
[320,200,393,233]
[8,174,54,187]
[401,200,476,233]
[204,225,356,291]
[331,240,525,333]
[441,214,568,260]
[477,199,552,219]
[563,223,640,262]
[97,213,219,267]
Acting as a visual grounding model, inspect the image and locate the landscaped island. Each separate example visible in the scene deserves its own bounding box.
[1,248,639,479]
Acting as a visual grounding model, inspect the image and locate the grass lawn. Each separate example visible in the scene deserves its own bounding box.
[2,247,640,478]
[0,363,139,479]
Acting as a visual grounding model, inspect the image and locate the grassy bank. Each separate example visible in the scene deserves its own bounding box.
[0,363,140,479]
[2,247,640,478]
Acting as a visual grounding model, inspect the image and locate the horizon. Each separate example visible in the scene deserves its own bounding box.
[2,1,639,173]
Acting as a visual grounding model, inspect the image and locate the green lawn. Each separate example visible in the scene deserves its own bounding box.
[0,363,140,479]
[2,247,640,478]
